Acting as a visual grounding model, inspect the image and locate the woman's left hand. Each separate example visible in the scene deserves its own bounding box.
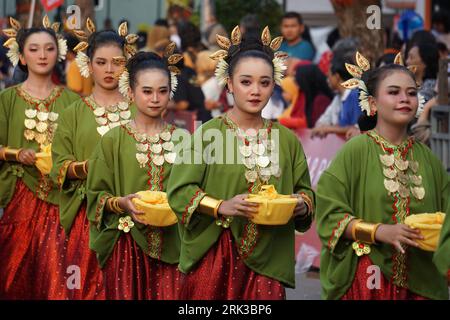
[292,194,308,218]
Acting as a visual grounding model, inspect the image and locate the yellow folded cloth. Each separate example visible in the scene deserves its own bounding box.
[132,191,178,227]
[35,144,52,175]
[246,185,298,225]
[405,212,446,252]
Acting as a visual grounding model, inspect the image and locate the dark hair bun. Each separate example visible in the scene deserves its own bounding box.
[126,51,170,90]
[126,51,163,71]
[227,36,274,62]
[87,30,125,58]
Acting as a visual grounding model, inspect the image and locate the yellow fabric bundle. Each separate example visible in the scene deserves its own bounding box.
[246,185,298,225]
[405,212,446,252]
[132,191,178,227]
[35,144,53,175]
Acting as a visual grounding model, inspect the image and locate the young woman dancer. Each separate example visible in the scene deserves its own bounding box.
[0,17,79,299]
[87,49,182,299]
[316,53,449,300]
[167,27,314,300]
[50,20,137,299]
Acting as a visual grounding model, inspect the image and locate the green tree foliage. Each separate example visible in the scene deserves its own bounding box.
[215,0,283,34]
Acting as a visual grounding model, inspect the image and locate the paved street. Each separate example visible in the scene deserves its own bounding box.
[286,270,322,300]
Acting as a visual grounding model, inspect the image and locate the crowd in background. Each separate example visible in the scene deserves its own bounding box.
[0,7,448,146]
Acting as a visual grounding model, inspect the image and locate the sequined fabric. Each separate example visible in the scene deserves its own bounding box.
[64,205,105,300]
[102,233,181,300]
[341,255,428,300]
[0,179,68,299]
[179,229,285,300]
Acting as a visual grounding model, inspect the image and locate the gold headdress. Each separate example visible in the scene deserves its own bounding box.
[116,42,182,100]
[72,19,138,79]
[209,26,287,87]
[3,15,68,67]
[340,51,424,118]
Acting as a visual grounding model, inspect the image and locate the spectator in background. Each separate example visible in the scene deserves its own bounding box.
[432,10,450,50]
[316,27,341,76]
[177,21,205,69]
[168,19,182,50]
[0,36,11,89]
[64,33,93,96]
[403,30,436,61]
[172,48,211,124]
[261,85,287,120]
[311,53,361,139]
[153,39,172,57]
[203,15,227,51]
[279,63,333,129]
[143,24,170,52]
[103,18,113,30]
[239,14,260,39]
[376,52,397,67]
[195,50,231,118]
[136,30,147,50]
[295,64,333,127]
[437,41,448,59]
[406,43,439,102]
[280,12,315,61]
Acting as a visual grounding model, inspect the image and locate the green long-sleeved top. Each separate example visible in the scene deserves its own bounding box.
[86,123,180,268]
[434,196,450,277]
[0,85,79,206]
[316,130,449,300]
[167,116,315,288]
[50,97,135,233]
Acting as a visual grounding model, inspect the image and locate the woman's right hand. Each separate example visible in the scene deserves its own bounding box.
[18,149,36,165]
[118,194,146,224]
[217,194,259,219]
[375,223,424,254]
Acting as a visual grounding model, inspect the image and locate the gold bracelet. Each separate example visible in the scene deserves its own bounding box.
[2,147,23,162]
[70,162,80,179]
[82,160,88,176]
[107,197,124,214]
[74,162,87,179]
[110,198,119,213]
[199,195,223,219]
[371,223,382,243]
[299,192,314,217]
[351,219,363,241]
[354,221,379,244]
[115,198,125,214]
[106,198,113,212]
[71,162,87,180]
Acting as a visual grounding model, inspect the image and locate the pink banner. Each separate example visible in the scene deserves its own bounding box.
[294,129,346,268]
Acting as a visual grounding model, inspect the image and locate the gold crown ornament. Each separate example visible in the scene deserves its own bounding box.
[340,51,425,118]
[209,26,287,87]
[117,41,182,101]
[72,18,138,79]
[3,16,68,67]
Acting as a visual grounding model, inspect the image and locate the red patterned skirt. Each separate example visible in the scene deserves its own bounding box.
[102,232,181,300]
[0,179,68,300]
[64,204,105,300]
[179,229,286,300]
[341,255,428,300]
